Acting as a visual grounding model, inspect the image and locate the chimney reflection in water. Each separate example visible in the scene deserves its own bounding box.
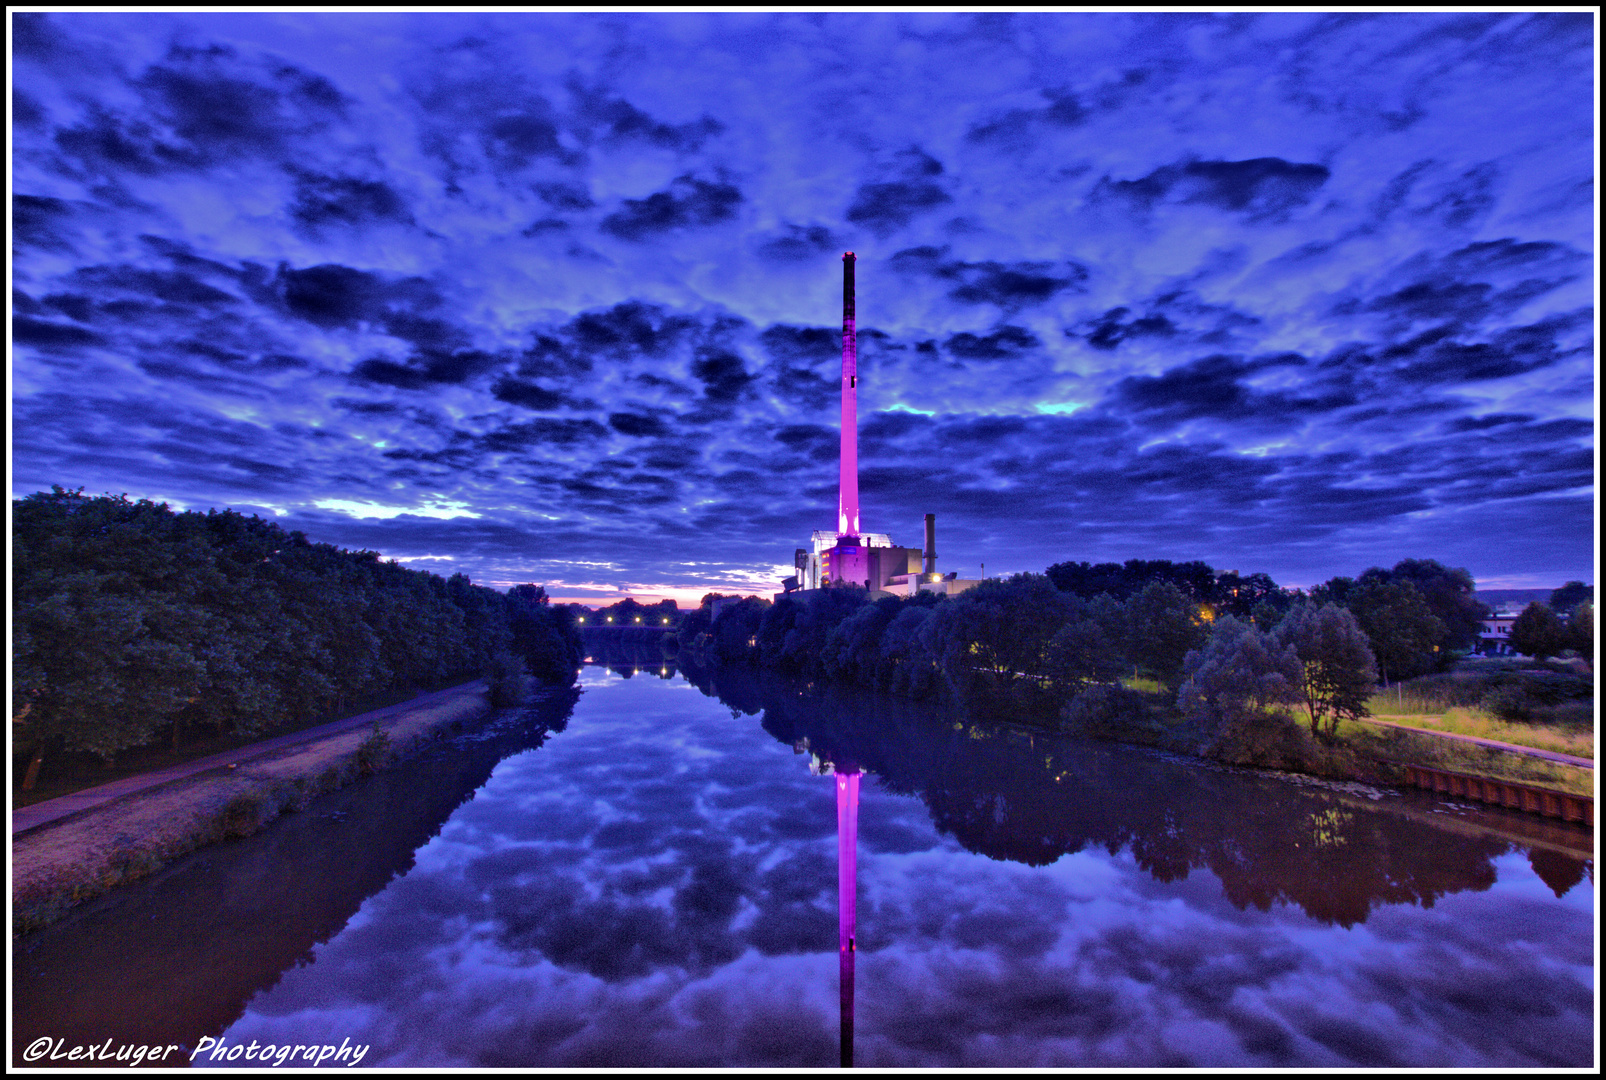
[836,769,859,1068]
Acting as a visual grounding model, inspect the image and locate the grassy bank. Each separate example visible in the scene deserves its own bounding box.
[1056,683,1593,802]
[1360,706,1593,761]
[12,680,499,936]
[12,672,487,811]
[1332,719,1594,798]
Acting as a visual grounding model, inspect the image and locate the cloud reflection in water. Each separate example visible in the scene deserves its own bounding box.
[208,669,1592,1068]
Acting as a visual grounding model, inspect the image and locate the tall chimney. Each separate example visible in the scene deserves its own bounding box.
[838,252,859,537]
[923,513,937,577]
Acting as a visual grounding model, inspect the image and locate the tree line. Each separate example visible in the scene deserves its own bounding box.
[676,554,1588,771]
[12,488,583,788]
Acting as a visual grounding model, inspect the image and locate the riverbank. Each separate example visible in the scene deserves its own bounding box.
[13,679,508,936]
[1058,688,1594,803]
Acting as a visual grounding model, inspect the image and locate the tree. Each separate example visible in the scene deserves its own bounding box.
[1215,571,1285,621]
[1124,558,1218,605]
[1549,581,1593,615]
[926,574,1077,694]
[1307,576,1356,607]
[509,584,582,683]
[1358,559,1485,656]
[1046,560,1131,600]
[1273,603,1378,737]
[1178,617,1305,762]
[1124,580,1208,690]
[1509,601,1568,661]
[875,602,943,695]
[1047,558,1220,605]
[755,587,866,674]
[11,486,580,790]
[1345,579,1446,684]
[1043,592,1127,692]
[822,596,903,683]
[710,596,770,662]
[1565,601,1593,659]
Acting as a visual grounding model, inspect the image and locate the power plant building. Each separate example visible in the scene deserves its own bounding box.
[780,254,982,602]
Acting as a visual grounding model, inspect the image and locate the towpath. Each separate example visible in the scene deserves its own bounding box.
[1356,716,1593,770]
[11,681,488,836]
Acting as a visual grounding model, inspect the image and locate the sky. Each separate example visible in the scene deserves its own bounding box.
[9,10,1597,604]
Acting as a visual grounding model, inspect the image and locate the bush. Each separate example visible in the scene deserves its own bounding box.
[354,720,391,775]
[219,791,269,838]
[486,650,530,707]
[1058,684,1152,739]
[1530,701,1593,727]
[1480,671,1594,720]
[1482,683,1538,720]
[1201,707,1327,770]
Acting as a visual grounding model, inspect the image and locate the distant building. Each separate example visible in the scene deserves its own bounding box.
[1478,608,1523,655]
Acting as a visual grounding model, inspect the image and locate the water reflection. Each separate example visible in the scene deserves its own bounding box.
[12,664,1593,1068]
[678,663,1591,925]
[803,744,861,1068]
[11,690,579,1068]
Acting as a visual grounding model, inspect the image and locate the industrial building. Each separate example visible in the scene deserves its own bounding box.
[779,253,982,602]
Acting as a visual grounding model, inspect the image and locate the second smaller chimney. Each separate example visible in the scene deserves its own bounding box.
[923,513,937,577]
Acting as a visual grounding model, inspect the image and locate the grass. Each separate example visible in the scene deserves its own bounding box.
[1361,703,1594,761]
[13,684,499,936]
[1334,720,1594,798]
[12,672,484,810]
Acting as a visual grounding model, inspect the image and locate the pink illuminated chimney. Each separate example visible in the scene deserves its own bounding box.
[838,252,859,537]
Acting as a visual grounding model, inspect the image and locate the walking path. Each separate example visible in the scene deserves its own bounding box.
[11,681,488,836]
[1357,716,1593,770]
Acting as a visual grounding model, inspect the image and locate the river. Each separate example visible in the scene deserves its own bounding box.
[12,661,1595,1068]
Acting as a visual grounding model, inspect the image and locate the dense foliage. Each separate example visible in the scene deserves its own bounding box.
[673,550,1581,781]
[1272,603,1379,736]
[1044,557,1298,624]
[1177,616,1311,767]
[1508,599,1594,662]
[683,573,1206,719]
[13,488,581,779]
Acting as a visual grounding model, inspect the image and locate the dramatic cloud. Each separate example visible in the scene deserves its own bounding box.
[10,11,1594,599]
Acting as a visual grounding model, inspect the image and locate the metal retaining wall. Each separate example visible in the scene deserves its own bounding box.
[1403,764,1593,827]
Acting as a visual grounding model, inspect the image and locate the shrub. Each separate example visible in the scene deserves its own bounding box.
[219,791,269,837]
[1058,684,1152,739]
[486,650,529,707]
[1482,683,1538,721]
[354,720,391,775]
[1480,671,1594,720]
[1202,707,1328,771]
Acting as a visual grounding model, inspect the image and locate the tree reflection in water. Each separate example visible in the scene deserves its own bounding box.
[674,658,1590,933]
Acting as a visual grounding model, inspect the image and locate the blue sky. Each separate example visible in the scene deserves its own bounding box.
[10,11,1596,603]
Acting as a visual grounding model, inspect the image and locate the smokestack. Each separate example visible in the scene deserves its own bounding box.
[838,252,859,537]
[923,513,937,577]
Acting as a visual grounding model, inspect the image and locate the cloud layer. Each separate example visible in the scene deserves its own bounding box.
[11,12,1595,596]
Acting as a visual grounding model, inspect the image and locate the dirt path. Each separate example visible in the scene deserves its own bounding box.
[1357,716,1593,770]
[11,681,489,836]
[12,680,502,935]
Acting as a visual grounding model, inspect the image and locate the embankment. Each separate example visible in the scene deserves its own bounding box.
[13,680,501,936]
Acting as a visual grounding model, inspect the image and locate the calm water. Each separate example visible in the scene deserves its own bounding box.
[13,663,1595,1068]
